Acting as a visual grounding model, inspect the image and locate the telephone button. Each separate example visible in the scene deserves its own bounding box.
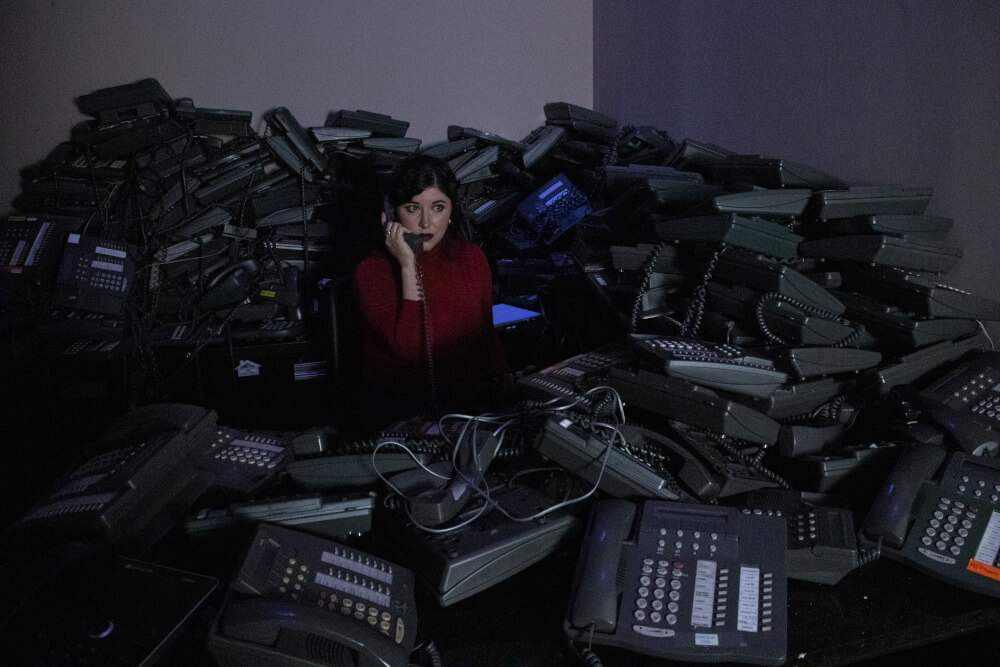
[636,598,648,609]
[634,610,646,621]
[633,625,675,638]
[638,586,650,598]
[922,536,933,546]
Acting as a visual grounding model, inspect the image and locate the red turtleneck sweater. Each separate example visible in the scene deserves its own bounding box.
[353,238,504,394]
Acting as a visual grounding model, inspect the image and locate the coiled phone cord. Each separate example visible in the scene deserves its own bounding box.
[856,535,882,566]
[699,429,792,490]
[413,262,437,400]
[628,241,669,333]
[679,247,723,338]
[753,291,865,348]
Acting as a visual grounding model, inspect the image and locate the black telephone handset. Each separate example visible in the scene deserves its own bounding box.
[198,258,261,311]
[567,499,787,665]
[207,523,417,667]
[383,198,423,255]
[861,442,1000,598]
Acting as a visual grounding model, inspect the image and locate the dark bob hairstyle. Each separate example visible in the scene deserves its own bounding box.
[386,154,464,230]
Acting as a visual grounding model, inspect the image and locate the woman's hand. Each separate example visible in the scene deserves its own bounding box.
[383,212,416,269]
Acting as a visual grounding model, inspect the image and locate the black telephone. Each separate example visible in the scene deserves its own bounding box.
[538,416,781,502]
[207,523,417,667]
[382,480,582,606]
[192,425,292,500]
[0,214,74,287]
[861,441,1000,598]
[383,197,423,255]
[742,489,864,585]
[917,349,1000,456]
[287,434,450,491]
[631,334,787,399]
[566,499,787,665]
[11,403,217,546]
[609,366,781,446]
[516,344,634,408]
[52,233,134,315]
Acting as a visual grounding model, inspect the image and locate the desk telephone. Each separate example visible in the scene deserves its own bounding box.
[516,344,633,408]
[207,523,417,667]
[566,499,786,665]
[632,335,787,399]
[742,489,864,585]
[52,233,135,315]
[916,350,1000,456]
[609,366,781,446]
[12,403,217,545]
[538,416,781,503]
[192,425,292,500]
[861,441,1000,598]
[0,214,76,286]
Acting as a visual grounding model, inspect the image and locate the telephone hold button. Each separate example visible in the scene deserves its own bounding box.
[633,625,675,638]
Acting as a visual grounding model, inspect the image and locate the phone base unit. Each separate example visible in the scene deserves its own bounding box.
[742,489,861,585]
[207,523,417,667]
[566,499,786,665]
[193,425,292,500]
[862,449,1000,599]
[382,481,582,606]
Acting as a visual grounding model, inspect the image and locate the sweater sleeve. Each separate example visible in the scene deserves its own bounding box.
[353,254,424,362]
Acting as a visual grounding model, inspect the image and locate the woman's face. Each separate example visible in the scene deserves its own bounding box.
[396,186,451,252]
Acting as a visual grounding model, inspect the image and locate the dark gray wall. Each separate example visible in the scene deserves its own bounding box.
[594,0,1000,337]
[0,0,593,211]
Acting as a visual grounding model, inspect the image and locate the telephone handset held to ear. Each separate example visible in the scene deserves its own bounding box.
[383,198,423,255]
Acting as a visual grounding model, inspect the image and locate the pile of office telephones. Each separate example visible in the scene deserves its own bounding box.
[4,83,1000,667]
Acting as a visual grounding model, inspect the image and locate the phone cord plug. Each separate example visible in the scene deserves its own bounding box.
[414,263,436,400]
[679,247,723,338]
[754,291,866,348]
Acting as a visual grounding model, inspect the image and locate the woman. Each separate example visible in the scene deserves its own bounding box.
[353,154,505,425]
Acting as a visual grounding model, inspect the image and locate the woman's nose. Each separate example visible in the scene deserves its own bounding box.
[418,211,430,229]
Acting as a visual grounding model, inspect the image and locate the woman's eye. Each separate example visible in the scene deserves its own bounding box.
[433,205,444,212]
[404,206,419,213]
